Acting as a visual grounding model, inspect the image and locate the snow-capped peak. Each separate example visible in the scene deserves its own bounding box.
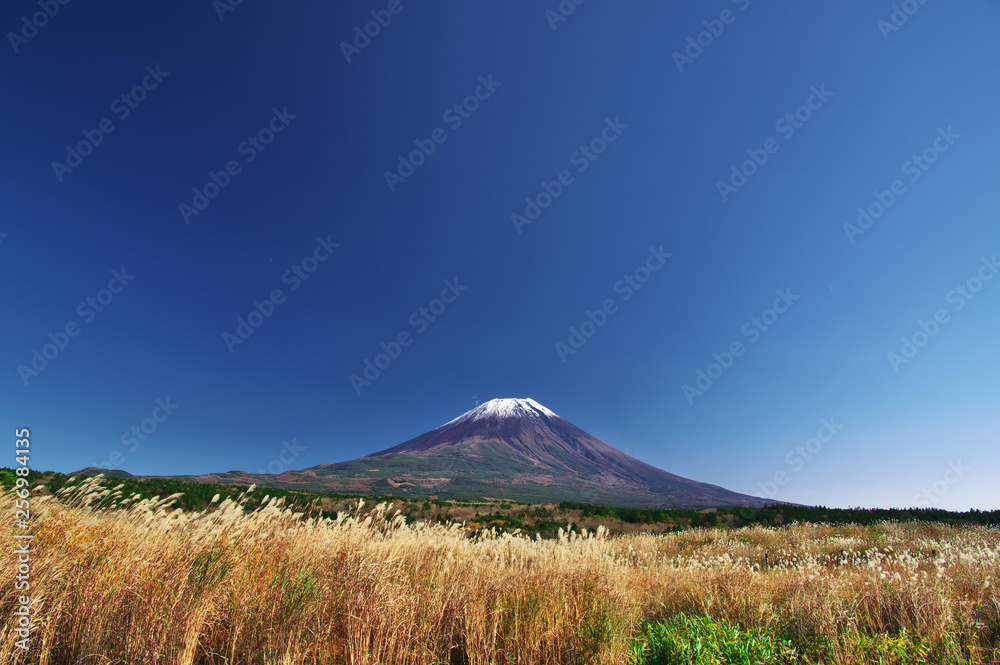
[443,398,559,426]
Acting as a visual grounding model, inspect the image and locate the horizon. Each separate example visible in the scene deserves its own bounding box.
[33,467,1000,517]
[42,394,993,512]
[3,1,998,512]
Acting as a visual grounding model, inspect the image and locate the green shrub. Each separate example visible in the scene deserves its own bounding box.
[630,613,800,664]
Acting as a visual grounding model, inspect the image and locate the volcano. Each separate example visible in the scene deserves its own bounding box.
[212,397,769,508]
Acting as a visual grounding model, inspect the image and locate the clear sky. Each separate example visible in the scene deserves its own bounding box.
[2,0,998,510]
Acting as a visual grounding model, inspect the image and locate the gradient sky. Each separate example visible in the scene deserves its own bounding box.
[3,1,998,510]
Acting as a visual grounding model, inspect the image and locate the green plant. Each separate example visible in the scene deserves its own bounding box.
[630,613,800,665]
[188,545,231,589]
[272,567,321,614]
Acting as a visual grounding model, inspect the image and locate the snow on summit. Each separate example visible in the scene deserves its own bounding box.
[444,398,559,426]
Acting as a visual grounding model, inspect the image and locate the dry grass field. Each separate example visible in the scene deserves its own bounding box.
[1,477,998,664]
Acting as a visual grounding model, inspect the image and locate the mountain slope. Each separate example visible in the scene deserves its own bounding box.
[98,398,770,508]
[291,398,770,508]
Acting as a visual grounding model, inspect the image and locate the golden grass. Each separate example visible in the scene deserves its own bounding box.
[1,478,998,664]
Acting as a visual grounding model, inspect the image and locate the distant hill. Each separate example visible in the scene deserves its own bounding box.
[72,466,137,480]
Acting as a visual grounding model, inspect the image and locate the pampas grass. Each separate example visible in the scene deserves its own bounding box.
[1,478,997,664]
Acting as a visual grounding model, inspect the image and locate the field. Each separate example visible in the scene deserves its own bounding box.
[1,477,998,664]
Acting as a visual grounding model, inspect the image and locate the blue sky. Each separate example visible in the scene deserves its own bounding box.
[2,0,998,510]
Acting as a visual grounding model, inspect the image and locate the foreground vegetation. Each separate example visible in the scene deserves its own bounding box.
[1,475,997,664]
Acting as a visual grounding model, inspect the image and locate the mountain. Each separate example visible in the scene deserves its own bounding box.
[152,398,767,508]
[72,466,137,480]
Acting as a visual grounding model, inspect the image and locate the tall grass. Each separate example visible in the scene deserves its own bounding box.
[1,478,997,664]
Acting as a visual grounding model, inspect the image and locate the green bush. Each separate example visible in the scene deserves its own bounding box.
[630,613,800,665]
